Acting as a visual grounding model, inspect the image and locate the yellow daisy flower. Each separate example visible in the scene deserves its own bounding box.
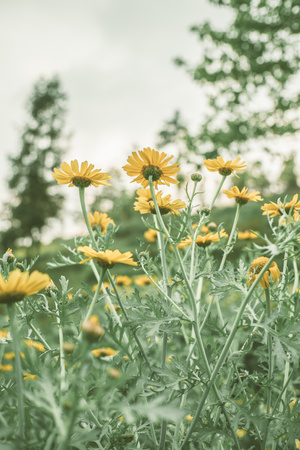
[134,275,152,286]
[0,364,13,372]
[236,429,247,438]
[92,347,118,357]
[88,212,115,233]
[144,228,158,242]
[238,230,258,240]
[122,147,180,189]
[78,246,138,268]
[223,186,263,205]
[92,281,110,292]
[0,270,50,305]
[52,160,111,188]
[4,352,25,360]
[134,190,186,215]
[0,330,9,340]
[247,257,280,289]
[296,439,300,449]
[23,373,39,381]
[104,304,122,313]
[185,414,194,421]
[24,340,46,352]
[136,188,153,200]
[203,156,246,176]
[179,230,228,248]
[112,275,132,287]
[261,194,300,218]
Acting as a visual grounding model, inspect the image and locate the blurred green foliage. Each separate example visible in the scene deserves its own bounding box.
[1,76,68,250]
[157,0,300,169]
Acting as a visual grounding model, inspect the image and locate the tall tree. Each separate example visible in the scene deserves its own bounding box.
[1,76,68,249]
[158,0,300,171]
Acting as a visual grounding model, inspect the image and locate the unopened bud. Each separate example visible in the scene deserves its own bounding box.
[207,222,217,231]
[3,249,15,264]
[200,207,211,217]
[176,174,185,184]
[108,368,121,378]
[191,173,202,183]
[63,342,75,354]
[45,280,59,297]
[81,315,105,342]
[16,262,24,271]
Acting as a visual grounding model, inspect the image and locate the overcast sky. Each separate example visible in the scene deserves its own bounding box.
[0,0,234,202]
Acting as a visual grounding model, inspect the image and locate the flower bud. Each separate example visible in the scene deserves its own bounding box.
[207,222,217,231]
[16,262,24,271]
[81,315,104,342]
[176,174,185,184]
[108,368,121,378]
[63,342,75,354]
[200,207,211,217]
[191,173,202,183]
[3,249,15,264]
[45,280,59,297]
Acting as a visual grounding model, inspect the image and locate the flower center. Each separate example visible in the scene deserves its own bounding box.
[142,165,163,181]
[218,167,233,176]
[196,240,211,248]
[0,291,27,305]
[97,258,115,269]
[235,196,249,205]
[72,176,92,188]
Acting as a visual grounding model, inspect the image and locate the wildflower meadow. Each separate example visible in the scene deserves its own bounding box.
[1,148,300,450]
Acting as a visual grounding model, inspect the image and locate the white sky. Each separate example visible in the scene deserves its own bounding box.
[0,0,233,203]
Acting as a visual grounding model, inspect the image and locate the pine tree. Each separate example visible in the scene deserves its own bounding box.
[1,76,68,250]
[158,0,300,169]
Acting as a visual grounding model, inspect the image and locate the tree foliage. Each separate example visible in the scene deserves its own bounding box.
[1,76,68,249]
[158,0,300,167]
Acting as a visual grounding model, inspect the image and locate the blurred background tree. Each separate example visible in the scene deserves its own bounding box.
[1,76,69,252]
[157,0,300,188]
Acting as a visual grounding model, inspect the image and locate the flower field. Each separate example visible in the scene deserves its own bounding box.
[1,149,300,449]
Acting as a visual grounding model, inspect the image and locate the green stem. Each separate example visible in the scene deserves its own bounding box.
[154,215,169,450]
[7,303,25,442]
[83,268,105,323]
[159,332,168,450]
[210,175,227,210]
[79,187,98,248]
[15,304,52,351]
[292,252,298,293]
[54,299,67,394]
[278,250,289,302]
[154,216,168,290]
[176,181,198,242]
[219,202,241,271]
[262,288,273,449]
[214,203,241,330]
[180,255,277,448]
[107,271,152,372]
[78,268,105,341]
